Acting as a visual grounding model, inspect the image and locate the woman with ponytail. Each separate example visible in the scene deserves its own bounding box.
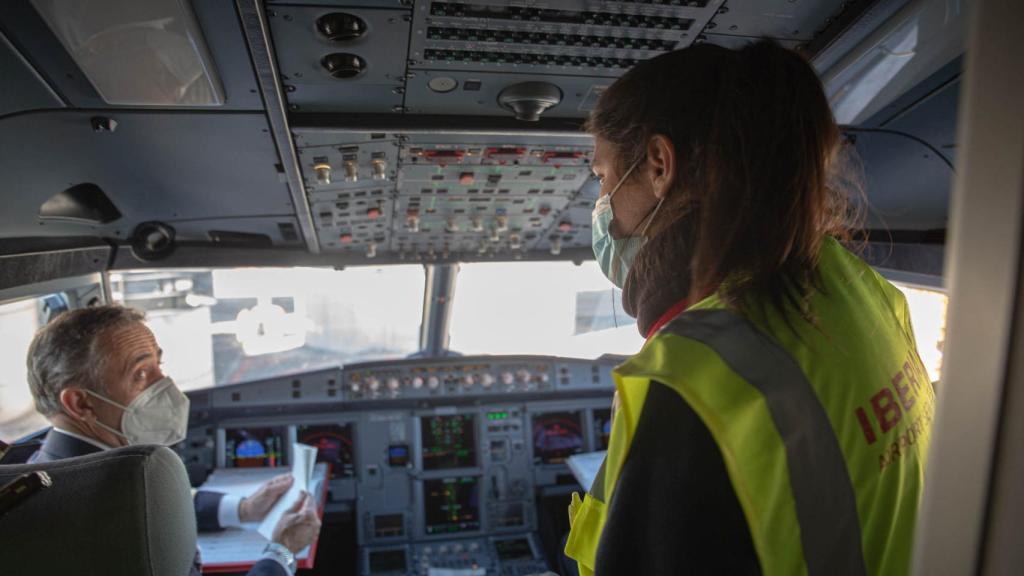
[565,41,933,576]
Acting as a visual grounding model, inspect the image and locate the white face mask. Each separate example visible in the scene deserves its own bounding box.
[86,377,190,446]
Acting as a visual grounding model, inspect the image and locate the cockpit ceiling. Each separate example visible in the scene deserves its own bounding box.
[0,0,955,268]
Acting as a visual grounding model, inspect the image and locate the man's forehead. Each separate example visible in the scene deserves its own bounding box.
[102,322,158,354]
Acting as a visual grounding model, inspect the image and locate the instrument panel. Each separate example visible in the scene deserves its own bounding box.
[180,355,619,575]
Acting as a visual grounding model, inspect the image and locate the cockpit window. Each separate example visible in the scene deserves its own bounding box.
[109,266,425,391]
[895,284,948,383]
[0,295,60,440]
[449,261,645,358]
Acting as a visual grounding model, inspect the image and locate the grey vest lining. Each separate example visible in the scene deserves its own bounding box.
[663,309,867,576]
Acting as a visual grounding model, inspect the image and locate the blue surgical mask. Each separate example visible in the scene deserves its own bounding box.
[592,159,664,288]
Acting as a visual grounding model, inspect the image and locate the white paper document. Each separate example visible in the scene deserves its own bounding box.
[258,442,318,540]
[196,444,326,568]
[566,451,607,492]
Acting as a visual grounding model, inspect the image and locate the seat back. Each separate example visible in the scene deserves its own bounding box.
[0,445,197,576]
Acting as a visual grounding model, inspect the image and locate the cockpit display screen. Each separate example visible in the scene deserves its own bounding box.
[420,414,477,470]
[495,537,534,561]
[532,411,584,464]
[224,427,286,468]
[593,408,612,450]
[368,548,407,574]
[423,476,481,535]
[297,423,355,479]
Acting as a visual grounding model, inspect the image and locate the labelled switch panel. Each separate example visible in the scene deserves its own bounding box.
[409,0,725,77]
[534,178,599,256]
[294,130,597,259]
[298,138,400,192]
[311,186,392,254]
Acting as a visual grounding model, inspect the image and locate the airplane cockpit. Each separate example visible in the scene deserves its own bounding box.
[2,1,1022,575]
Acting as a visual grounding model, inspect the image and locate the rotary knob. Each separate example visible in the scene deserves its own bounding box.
[427,376,440,390]
[411,376,424,389]
[463,374,476,387]
[367,376,380,391]
[481,374,495,388]
[387,377,400,391]
[501,371,515,386]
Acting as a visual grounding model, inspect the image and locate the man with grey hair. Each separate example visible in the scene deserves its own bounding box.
[26,305,320,576]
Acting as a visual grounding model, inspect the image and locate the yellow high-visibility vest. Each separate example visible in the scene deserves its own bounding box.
[566,237,935,576]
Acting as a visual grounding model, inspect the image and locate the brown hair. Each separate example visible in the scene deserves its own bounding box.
[587,41,857,323]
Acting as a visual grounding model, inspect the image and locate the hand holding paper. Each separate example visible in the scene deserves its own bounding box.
[239,473,294,523]
[271,490,322,553]
[257,443,319,542]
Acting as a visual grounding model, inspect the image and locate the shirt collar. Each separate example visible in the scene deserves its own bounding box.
[52,427,115,451]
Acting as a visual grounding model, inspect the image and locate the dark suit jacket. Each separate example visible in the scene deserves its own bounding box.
[32,429,287,576]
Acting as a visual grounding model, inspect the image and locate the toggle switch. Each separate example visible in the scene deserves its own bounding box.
[406,215,420,232]
[371,159,388,181]
[550,237,562,255]
[314,163,331,185]
[343,160,358,182]
[366,243,377,258]
[495,215,509,233]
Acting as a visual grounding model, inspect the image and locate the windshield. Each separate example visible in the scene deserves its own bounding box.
[449,262,949,381]
[449,261,646,359]
[110,266,425,391]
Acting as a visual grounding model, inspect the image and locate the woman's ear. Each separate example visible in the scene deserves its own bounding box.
[646,134,677,200]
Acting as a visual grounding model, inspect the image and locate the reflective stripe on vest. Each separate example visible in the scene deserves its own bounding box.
[663,309,867,576]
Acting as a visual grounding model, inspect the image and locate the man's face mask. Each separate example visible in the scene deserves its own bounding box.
[592,158,665,288]
[86,377,190,446]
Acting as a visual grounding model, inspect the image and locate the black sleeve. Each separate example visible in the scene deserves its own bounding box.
[194,490,226,532]
[594,381,762,576]
[247,559,290,576]
[190,551,289,576]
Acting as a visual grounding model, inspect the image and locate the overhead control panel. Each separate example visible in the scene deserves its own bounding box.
[269,0,726,118]
[294,130,598,260]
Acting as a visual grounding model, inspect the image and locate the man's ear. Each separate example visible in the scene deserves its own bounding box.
[59,387,95,421]
[645,134,677,200]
